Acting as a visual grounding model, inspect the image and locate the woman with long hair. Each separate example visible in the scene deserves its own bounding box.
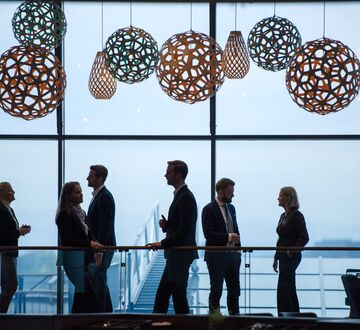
[273,186,309,315]
[56,181,102,313]
[0,182,31,313]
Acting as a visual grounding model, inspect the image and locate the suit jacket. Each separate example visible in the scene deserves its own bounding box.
[274,208,309,260]
[161,185,198,261]
[0,203,20,257]
[202,200,241,261]
[87,187,116,247]
[56,209,94,267]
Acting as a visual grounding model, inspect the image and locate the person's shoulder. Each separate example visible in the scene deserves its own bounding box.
[203,200,216,209]
[291,209,305,220]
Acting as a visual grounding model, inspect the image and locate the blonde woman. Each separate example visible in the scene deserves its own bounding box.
[273,186,309,315]
[0,182,31,313]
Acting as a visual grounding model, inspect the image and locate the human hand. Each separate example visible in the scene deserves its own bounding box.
[18,225,31,236]
[229,233,240,243]
[273,259,278,273]
[94,252,103,266]
[90,240,103,250]
[159,215,167,228]
[146,242,162,251]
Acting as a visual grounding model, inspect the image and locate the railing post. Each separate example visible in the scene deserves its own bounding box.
[318,256,326,316]
[126,251,132,311]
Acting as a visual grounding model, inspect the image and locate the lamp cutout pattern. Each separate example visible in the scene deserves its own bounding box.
[0,45,66,120]
[247,16,301,71]
[104,26,158,84]
[12,0,67,51]
[156,30,225,104]
[88,51,117,99]
[222,31,250,79]
[286,37,360,115]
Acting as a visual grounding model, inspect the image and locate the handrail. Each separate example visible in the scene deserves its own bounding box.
[1,246,360,251]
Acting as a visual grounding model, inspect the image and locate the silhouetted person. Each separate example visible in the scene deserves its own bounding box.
[0,182,31,313]
[273,186,309,315]
[56,181,102,313]
[87,165,116,312]
[202,178,241,315]
[148,160,198,314]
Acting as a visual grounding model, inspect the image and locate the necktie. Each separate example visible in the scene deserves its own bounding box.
[224,205,234,234]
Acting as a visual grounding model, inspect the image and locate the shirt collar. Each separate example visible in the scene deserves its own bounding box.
[174,183,186,196]
[92,184,105,197]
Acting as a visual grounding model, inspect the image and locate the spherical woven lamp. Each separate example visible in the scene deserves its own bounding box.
[286,37,360,115]
[247,15,302,72]
[156,30,225,104]
[104,26,158,84]
[12,0,67,51]
[222,31,250,79]
[88,51,117,100]
[0,45,66,120]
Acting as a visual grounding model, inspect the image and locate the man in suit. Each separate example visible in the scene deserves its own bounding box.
[148,160,198,314]
[202,178,241,315]
[86,165,116,312]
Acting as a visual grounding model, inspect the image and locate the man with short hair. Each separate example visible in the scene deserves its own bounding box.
[86,165,116,312]
[148,160,198,314]
[202,178,241,315]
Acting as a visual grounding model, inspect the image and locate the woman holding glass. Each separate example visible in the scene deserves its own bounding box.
[273,186,309,315]
[56,181,102,313]
[0,182,31,313]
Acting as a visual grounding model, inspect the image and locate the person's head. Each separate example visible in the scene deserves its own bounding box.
[56,181,83,221]
[278,186,300,210]
[87,165,108,189]
[0,182,15,205]
[216,178,235,204]
[165,160,188,188]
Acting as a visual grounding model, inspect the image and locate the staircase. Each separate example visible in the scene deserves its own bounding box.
[129,252,174,314]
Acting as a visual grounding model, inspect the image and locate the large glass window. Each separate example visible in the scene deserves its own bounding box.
[0,1,57,134]
[217,140,360,246]
[216,2,360,135]
[63,2,210,135]
[65,140,211,245]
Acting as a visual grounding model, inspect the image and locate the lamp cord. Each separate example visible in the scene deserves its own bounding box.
[234,2,237,31]
[130,1,133,27]
[274,1,277,16]
[101,1,103,48]
[323,1,326,38]
[190,2,193,31]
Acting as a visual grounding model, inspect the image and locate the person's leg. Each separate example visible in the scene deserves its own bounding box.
[153,264,171,313]
[171,259,192,314]
[88,251,114,312]
[277,253,301,314]
[0,256,18,313]
[224,253,241,315]
[206,253,225,314]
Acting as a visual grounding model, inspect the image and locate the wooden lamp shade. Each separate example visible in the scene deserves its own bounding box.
[104,26,158,84]
[156,30,225,104]
[286,38,360,115]
[0,45,66,120]
[222,31,250,79]
[88,51,117,100]
[247,16,302,72]
[12,0,67,51]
